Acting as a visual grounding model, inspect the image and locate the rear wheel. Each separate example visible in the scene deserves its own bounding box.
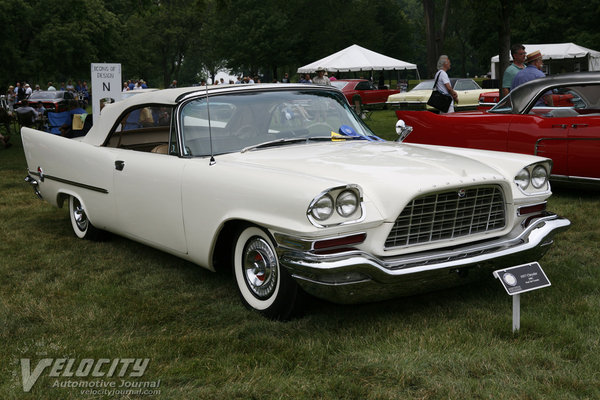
[232,225,301,320]
[69,196,105,240]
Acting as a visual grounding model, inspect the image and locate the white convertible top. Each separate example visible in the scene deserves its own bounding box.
[82,84,334,146]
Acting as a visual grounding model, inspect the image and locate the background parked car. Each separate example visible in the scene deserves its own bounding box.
[331,79,399,107]
[395,72,600,185]
[14,90,77,112]
[478,91,501,110]
[387,78,491,112]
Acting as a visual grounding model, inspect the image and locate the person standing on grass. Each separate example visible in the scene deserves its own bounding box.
[434,55,458,113]
[502,44,526,98]
[511,50,545,90]
[312,67,331,86]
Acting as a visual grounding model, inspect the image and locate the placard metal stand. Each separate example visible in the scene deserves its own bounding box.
[512,294,520,333]
[494,262,550,333]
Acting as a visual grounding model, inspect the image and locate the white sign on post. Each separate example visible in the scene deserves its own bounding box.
[90,63,122,126]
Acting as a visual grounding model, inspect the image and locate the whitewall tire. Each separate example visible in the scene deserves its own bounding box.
[232,225,301,319]
[69,196,105,240]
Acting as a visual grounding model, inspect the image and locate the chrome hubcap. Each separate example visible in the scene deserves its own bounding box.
[73,199,88,231]
[243,237,278,299]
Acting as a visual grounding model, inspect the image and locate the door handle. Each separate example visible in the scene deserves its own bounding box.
[115,160,125,171]
[571,124,589,129]
[551,124,567,129]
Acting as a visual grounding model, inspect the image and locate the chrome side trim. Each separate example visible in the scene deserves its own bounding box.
[28,170,109,194]
[551,174,600,184]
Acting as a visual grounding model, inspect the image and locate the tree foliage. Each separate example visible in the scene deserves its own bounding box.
[0,0,597,90]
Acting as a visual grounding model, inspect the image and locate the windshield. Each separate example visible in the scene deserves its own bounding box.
[488,95,514,114]
[411,81,434,91]
[331,81,349,90]
[179,89,380,157]
[29,91,62,100]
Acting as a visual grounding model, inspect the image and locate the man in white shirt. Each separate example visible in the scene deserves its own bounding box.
[24,83,33,97]
[312,67,331,86]
[434,55,458,113]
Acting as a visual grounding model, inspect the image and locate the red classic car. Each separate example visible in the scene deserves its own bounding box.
[395,72,600,185]
[332,79,399,107]
[15,90,77,112]
[478,91,500,110]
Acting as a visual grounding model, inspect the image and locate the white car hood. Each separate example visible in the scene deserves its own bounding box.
[224,141,507,213]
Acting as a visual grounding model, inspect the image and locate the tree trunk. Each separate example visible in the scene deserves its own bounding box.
[498,0,512,98]
[423,0,437,78]
[423,0,451,78]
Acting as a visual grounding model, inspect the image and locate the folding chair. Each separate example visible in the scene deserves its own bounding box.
[16,110,36,128]
[47,111,72,135]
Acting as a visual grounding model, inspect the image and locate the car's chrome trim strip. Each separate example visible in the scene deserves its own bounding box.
[550,174,600,184]
[28,171,109,194]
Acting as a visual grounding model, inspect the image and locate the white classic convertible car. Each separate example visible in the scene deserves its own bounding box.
[22,84,570,319]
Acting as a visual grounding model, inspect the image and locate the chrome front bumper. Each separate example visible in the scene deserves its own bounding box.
[277,214,570,304]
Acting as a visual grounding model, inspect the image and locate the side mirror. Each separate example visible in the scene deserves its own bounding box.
[395,119,413,142]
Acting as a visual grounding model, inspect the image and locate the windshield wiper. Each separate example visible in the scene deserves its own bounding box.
[241,138,311,153]
[241,135,368,153]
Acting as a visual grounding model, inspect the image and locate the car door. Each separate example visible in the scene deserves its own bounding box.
[507,113,569,176]
[567,114,600,179]
[355,81,379,105]
[560,84,600,179]
[111,149,187,253]
[107,105,188,254]
[507,84,600,179]
[363,81,390,105]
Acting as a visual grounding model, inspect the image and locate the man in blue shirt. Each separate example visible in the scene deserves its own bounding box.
[511,50,545,90]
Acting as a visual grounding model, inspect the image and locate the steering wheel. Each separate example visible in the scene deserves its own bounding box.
[306,122,335,134]
[234,124,258,139]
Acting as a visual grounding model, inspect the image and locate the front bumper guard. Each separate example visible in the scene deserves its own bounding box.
[277,214,570,304]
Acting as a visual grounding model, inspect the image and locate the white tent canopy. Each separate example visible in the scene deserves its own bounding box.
[297,44,418,77]
[490,43,600,78]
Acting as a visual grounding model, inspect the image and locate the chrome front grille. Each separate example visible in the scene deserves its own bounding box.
[385,185,506,249]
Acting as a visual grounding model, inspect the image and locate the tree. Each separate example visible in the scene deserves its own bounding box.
[497,0,512,98]
[114,0,205,87]
[423,0,450,77]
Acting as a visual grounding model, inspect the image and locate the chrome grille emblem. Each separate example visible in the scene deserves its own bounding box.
[457,189,466,198]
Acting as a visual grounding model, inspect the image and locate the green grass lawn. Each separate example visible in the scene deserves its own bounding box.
[1,123,599,399]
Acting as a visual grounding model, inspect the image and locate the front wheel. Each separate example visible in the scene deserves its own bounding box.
[69,196,105,240]
[232,226,302,320]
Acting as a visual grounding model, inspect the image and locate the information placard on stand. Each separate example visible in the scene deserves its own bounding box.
[494,262,551,333]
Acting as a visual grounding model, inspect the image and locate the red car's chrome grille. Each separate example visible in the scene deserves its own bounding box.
[385,185,506,249]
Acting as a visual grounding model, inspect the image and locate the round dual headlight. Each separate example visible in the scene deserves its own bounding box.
[310,194,334,221]
[531,165,549,189]
[336,190,359,217]
[515,168,530,190]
